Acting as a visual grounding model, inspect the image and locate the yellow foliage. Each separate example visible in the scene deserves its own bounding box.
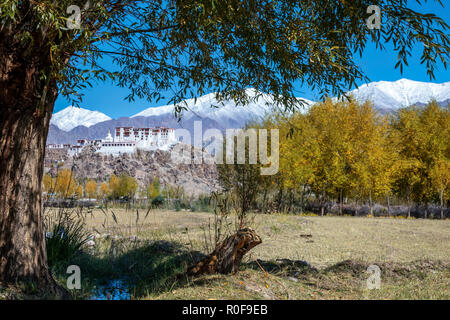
[99,182,109,199]
[75,184,83,198]
[43,173,55,194]
[54,169,78,198]
[108,174,138,199]
[85,179,98,199]
[259,100,449,211]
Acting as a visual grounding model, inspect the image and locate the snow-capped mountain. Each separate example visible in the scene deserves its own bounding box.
[131,79,449,123]
[51,106,112,131]
[48,79,449,143]
[132,89,314,127]
[347,79,450,113]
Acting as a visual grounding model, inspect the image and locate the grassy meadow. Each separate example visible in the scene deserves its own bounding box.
[22,208,446,300]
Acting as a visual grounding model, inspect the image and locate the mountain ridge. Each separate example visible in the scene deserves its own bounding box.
[48,79,449,144]
[50,105,111,131]
[347,78,450,113]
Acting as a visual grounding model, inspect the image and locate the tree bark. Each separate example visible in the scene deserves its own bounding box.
[0,48,69,298]
[187,228,262,276]
[321,189,325,216]
[407,189,411,218]
[386,195,391,217]
[300,184,305,214]
[288,189,294,213]
[276,186,283,213]
[262,188,267,214]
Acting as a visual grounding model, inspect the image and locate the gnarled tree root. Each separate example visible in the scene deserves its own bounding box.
[187,227,262,276]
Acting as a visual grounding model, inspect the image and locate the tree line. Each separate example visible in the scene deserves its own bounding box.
[43,172,186,206]
[219,100,449,219]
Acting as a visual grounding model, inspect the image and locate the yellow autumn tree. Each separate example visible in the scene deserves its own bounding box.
[277,111,318,212]
[390,108,423,217]
[391,102,449,218]
[54,169,78,198]
[99,182,110,199]
[417,102,449,218]
[108,174,120,199]
[85,179,98,199]
[430,160,450,219]
[43,173,55,195]
[306,99,353,215]
[75,184,83,199]
[109,174,138,199]
[346,100,395,215]
[117,174,138,199]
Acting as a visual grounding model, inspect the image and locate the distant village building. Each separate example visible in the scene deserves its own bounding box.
[47,143,71,149]
[46,126,176,156]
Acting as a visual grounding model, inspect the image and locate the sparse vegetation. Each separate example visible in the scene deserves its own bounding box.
[35,208,450,300]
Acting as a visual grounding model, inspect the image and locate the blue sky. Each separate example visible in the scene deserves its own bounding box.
[54,2,450,118]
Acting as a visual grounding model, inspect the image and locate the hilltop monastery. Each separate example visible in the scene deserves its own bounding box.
[47,126,177,156]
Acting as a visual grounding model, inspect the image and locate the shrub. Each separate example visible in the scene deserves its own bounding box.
[45,209,91,268]
[174,200,181,211]
[151,195,165,207]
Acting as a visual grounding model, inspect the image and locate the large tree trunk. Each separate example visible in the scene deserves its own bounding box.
[187,228,262,276]
[0,47,69,298]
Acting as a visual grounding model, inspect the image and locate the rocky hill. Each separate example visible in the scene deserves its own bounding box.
[44,145,219,197]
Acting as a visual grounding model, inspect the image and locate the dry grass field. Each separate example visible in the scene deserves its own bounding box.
[40,208,450,299]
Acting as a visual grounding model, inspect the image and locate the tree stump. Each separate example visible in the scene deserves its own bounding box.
[187,227,262,276]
